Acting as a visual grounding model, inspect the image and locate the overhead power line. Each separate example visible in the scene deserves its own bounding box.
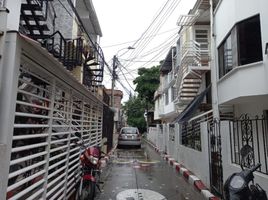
[102,27,179,48]
[123,0,183,70]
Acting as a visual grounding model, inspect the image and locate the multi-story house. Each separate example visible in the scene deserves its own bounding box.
[151,0,217,195]
[151,0,268,198]
[212,0,268,196]
[0,0,105,199]
[174,0,211,113]
[154,46,177,123]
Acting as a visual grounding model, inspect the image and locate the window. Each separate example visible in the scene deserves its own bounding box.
[237,15,263,65]
[218,15,262,78]
[171,87,176,101]
[165,91,169,105]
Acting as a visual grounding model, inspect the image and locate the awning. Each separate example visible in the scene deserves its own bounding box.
[174,85,211,123]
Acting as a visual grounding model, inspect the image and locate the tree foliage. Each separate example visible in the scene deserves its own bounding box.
[133,66,160,109]
[123,65,160,133]
[122,96,147,133]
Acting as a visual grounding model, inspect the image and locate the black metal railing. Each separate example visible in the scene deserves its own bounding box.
[83,42,104,88]
[230,114,268,175]
[42,31,83,70]
[181,120,202,151]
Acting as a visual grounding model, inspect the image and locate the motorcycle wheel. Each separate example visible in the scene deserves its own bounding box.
[79,181,95,200]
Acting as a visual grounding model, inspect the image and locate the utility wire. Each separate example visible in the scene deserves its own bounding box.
[118,32,178,73]
[118,66,135,91]
[102,27,179,48]
[125,0,173,62]
[127,0,178,58]
[124,0,182,69]
[138,34,178,69]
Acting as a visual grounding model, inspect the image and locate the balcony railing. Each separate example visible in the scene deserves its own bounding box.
[42,31,83,71]
[175,40,210,104]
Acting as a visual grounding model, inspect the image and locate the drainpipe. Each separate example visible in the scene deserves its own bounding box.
[210,0,220,120]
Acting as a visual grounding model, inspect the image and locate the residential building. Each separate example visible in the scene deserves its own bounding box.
[150,0,268,198]
[0,0,105,199]
[154,47,177,123]
[151,0,217,195]
[213,0,268,196]
[105,89,124,130]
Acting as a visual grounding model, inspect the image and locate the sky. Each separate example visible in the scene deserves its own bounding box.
[92,0,197,102]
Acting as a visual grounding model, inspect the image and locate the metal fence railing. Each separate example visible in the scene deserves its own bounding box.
[230,114,268,175]
[181,110,213,151]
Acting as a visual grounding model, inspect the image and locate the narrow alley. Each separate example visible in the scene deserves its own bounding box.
[95,142,205,200]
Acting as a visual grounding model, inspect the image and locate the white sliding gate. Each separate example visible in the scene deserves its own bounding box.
[1,34,103,200]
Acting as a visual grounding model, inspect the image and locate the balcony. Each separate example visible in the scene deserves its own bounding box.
[176,40,210,104]
[217,61,267,104]
[42,31,83,71]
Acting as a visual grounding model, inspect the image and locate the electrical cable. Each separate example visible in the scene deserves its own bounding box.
[102,27,179,48]
[124,0,182,69]
[118,66,135,91]
[138,34,179,69]
[118,32,178,74]
[126,0,177,58]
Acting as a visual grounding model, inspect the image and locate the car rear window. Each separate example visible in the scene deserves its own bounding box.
[121,128,138,134]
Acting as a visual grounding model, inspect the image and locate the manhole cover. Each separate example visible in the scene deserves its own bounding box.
[116,189,166,200]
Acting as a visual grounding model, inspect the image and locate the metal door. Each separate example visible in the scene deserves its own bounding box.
[208,121,223,197]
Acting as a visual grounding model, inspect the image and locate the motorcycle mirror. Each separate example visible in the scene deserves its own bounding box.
[240,144,253,170]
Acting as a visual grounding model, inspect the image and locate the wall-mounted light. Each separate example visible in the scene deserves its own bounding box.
[265,43,268,55]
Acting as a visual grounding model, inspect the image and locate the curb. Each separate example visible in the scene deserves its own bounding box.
[144,139,220,200]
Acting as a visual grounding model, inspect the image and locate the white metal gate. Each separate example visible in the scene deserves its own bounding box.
[6,55,103,199]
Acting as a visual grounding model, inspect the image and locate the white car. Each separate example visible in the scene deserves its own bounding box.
[118,127,141,148]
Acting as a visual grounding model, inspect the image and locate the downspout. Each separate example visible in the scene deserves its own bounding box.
[210,0,220,120]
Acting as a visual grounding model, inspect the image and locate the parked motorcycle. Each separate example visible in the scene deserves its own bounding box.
[75,140,105,200]
[223,145,267,200]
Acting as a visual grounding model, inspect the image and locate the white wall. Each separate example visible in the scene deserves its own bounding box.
[215,0,268,48]
[176,122,211,187]
[150,122,211,187]
[218,62,268,104]
[234,96,268,116]
[6,0,21,31]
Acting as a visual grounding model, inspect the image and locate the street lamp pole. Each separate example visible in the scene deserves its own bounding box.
[110,46,135,107]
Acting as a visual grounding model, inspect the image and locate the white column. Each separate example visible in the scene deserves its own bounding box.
[174,123,179,161]
[167,123,170,155]
[0,32,21,199]
[6,0,21,31]
[156,124,160,149]
[210,0,220,120]
[0,7,8,86]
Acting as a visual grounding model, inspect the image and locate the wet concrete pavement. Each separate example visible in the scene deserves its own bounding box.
[95,142,205,200]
